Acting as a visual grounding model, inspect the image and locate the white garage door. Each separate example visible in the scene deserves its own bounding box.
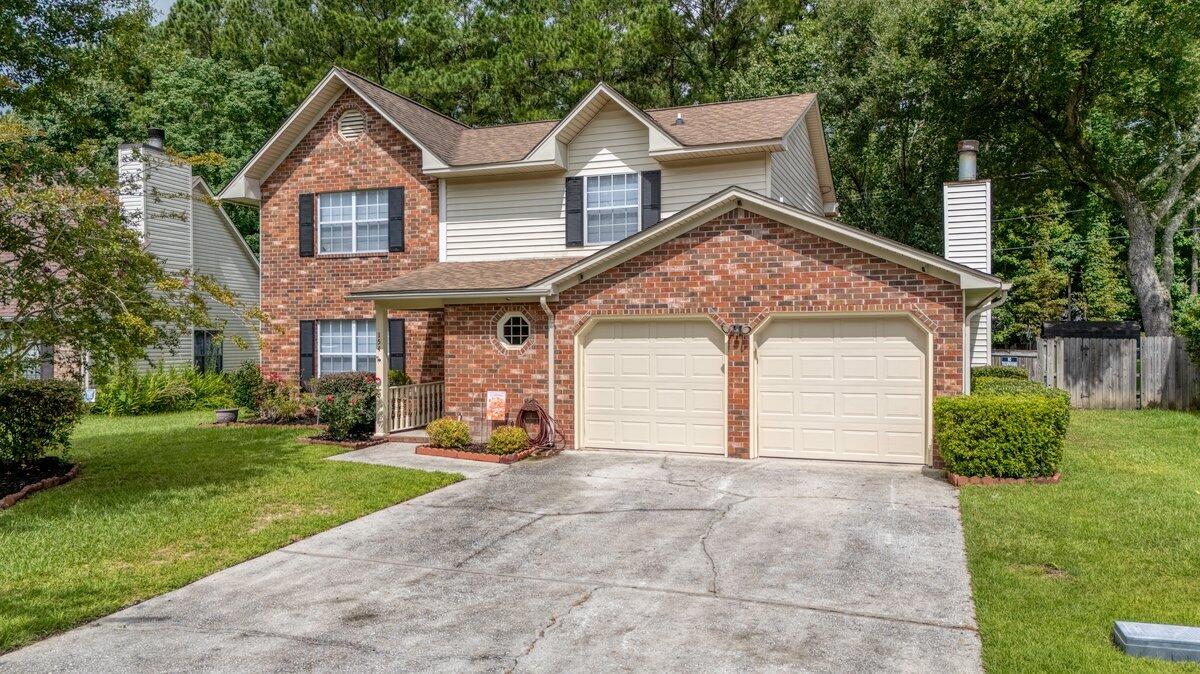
[755,315,928,463]
[581,319,726,454]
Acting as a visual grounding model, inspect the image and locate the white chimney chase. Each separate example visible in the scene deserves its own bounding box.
[943,140,992,367]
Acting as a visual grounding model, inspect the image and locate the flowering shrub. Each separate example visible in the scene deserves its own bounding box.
[313,372,377,440]
[257,372,317,423]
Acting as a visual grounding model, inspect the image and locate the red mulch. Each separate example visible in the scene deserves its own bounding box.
[947,471,1061,487]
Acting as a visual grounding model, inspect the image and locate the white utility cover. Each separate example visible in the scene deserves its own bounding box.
[582,319,726,454]
[755,316,927,463]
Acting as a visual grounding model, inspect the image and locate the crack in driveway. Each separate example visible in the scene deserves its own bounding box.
[505,586,599,673]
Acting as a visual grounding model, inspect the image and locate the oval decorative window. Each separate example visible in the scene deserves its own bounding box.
[497,312,531,349]
[338,109,365,141]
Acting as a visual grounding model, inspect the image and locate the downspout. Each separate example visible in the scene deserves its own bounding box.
[963,286,1010,393]
[539,295,555,420]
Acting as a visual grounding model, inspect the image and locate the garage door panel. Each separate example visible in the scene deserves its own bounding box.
[756,316,927,463]
[583,319,726,455]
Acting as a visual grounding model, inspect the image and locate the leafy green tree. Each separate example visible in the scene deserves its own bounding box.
[993,193,1074,346]
[1076,203,1134,321]
[0,118,263,380]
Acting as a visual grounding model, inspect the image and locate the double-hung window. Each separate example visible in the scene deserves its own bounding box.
[584,174,640,245]
[318,320,375,374]
[318,190,387,254]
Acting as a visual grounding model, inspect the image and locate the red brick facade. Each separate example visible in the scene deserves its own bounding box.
[259,90,443,383]
[444,209,964,460]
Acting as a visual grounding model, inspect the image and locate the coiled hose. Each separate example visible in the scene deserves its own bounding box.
[518,397,564,454]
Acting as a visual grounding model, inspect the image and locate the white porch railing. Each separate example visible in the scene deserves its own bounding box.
[389,381,444,432]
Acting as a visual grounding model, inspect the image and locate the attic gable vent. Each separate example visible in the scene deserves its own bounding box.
[338,109,365,141]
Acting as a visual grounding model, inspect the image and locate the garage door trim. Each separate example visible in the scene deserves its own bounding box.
[749,311,934,464]
[574,314,728,455]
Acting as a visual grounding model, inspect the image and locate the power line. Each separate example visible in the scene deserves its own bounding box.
[991,226,1200,254]
[992,208,1088,223]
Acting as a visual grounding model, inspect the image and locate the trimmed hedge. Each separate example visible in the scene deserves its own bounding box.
[934,383,1069,479]
[427,417,470,449]
[972,377,1054,396]
[487,425,529,455]
[971,365,1029,381]
[0,379,85,468]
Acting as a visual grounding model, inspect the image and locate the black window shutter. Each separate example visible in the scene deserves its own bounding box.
[38,344,54,381]
[641,170,662,229]
[299,320,315,388]
[565,177,584,247]
[298,193,315,257]
[388,318,406,374]
[388,187,405,252]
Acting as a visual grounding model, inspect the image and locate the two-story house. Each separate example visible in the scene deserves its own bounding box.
[220,67,1006,466]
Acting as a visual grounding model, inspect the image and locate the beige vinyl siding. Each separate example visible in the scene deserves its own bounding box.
[192,188,260,370]
[768,120,823,213]
[442,101,771,261]
[116,147,146,236]
[140,151,195,370]
[661,157,768,217]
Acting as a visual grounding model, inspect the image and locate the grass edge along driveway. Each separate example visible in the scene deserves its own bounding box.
[0,411,461,653]
[959,409,1200,673]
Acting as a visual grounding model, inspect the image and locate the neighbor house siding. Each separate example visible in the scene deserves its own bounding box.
[140,150,195,370]
[442,208,964,463]
[442,101,774,262]
[192,189,260,371]
[769,118,823,213]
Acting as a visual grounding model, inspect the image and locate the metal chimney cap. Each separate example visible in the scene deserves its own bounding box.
[673,113,685,125]
[147,127,165,149]
[957,139,979,153]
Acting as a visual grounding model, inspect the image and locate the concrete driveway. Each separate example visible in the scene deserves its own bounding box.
[1,447,981,672]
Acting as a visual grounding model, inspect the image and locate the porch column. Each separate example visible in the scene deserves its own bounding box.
[374,302,389,436]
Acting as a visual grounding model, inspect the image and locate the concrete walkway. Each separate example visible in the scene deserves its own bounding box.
[1,445,981,672]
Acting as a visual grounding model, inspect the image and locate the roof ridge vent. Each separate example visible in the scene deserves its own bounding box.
[673,112,685,126]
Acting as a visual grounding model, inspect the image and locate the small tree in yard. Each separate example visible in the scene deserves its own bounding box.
[0,117,265,379]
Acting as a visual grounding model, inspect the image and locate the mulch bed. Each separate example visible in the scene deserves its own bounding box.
[199,420,321,429]
[415,444,536,464]
[1,457,79,509]
[301,435,389,450]
[947,472,1061,487]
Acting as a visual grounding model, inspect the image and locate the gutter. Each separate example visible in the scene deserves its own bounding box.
[962,285,1011,393]
[539,296,556,422]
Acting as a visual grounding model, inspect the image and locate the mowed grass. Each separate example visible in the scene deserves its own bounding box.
[0,411,461,653]
[960,409,1200,672]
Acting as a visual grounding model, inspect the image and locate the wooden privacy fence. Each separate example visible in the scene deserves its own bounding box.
[1030,336,1198,410]
[389,381,444,431]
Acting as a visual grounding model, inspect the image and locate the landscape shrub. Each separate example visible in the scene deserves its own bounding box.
[91,363,234,416]
[486,425,529,455]
[229,362,264,410]
[313,372,378,440]
[934,387,1070,478]
[256,373,317,423]
[972,377,1056,396]
[388,369,411,387]
[427,417,470,449]
[970,365,1029,381]
[1175,295,1200,368]
[0,379,85,468]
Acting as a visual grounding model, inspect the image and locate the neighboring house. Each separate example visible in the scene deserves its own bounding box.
[118,131,261,373]
[219,67,1005,466]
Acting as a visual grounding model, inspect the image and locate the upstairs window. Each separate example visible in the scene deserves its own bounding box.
[318,190,387,254]
[585,173,639,245]
[318,319,375,374]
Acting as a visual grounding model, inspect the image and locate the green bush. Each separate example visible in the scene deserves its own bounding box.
[313,372,377,440]
[91,363,234,416]
[388,369,411,387]
[972,377,1056,396]
[229,362,264,410]
[0,379,85,468]
[486,425,529,455]
[1175,295,1200,368]
[971,365,1029,381]
[256,375,317,423]
[427,417,470,449]
[934,388,1070,478]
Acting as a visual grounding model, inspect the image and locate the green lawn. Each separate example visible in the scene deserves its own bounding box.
[961,409,1200,672]
[0,411,460,653]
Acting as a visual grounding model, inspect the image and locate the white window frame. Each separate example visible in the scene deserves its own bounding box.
[496,311,532,350]
[317,189,388,255]
[316,319,376,375]
[583,172,641,246]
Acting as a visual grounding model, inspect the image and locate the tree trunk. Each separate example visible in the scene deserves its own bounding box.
[1121,203,1175,335]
